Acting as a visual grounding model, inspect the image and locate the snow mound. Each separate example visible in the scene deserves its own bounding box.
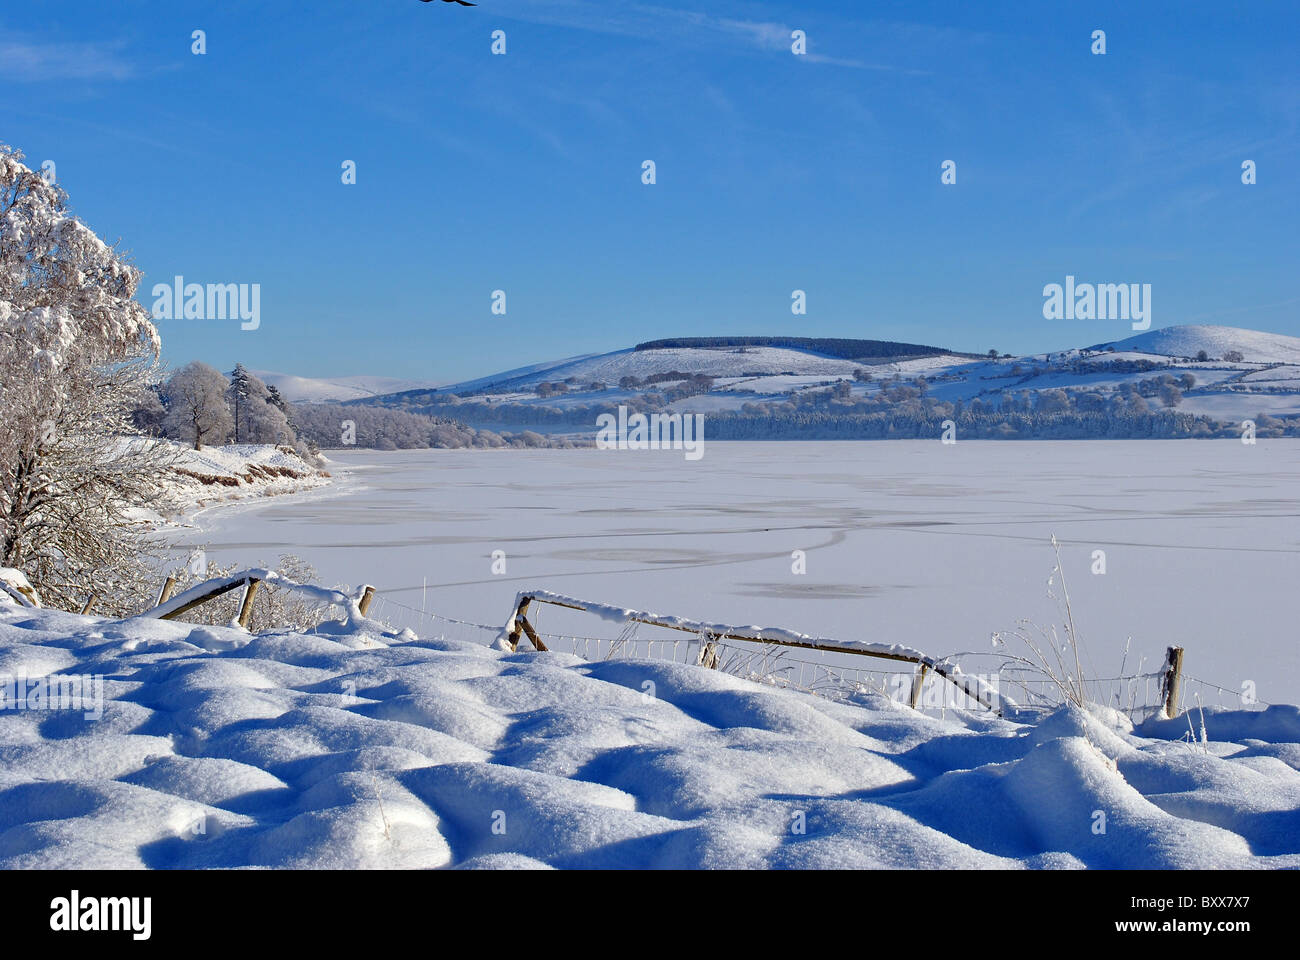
[0,605,1296,869]
[0,568,40,608]
[172,443,322,482]
[158,442,331,515]
[1092,325,1300,364]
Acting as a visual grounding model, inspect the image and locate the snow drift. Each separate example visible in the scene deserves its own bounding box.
[0,601,1296,869]
[161,443,331,512]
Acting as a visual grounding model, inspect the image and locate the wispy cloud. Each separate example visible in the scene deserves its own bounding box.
[493,1,926,72]
[0,35,134,82]
[713,17,789,51]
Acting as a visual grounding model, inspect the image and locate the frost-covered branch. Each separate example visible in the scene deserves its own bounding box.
[0,142,173,615]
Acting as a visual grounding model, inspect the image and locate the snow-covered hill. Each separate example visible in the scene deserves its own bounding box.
[423,325,1300,400]
[251,370,443,404]
[437,345,969,396]
[400,324,1300,429]
[1088,325,1300,364]
[0,601,1296,869]
[387,321,1300,403]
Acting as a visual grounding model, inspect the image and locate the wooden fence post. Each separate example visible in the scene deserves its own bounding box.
[157,575,177,605]
[908,662,930,710]
[358,586,376,617]
[80,594,97,616]
[519,617,549,652]
[504,597,531,651]
[237,578,260,629]
[697,640,720,670]
[501,596,548,652]
[1161,646,1184,719]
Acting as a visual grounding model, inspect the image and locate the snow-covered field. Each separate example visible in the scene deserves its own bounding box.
[1,598,1298,868]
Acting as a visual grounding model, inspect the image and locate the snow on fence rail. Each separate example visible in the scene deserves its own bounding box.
[138,569,377,630]
[498,589,1018,716]
[365,596,937,707]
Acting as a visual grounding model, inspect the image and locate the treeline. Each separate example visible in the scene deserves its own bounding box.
[135,363,573,452]
[632,336,952,360]
[717,385,1296,439]
[995,356,1167,381]
[397,396,634,426]
[706,406,1282,440]
[291,402,575,449]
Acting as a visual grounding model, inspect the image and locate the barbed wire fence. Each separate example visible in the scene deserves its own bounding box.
[365,592,1269,721]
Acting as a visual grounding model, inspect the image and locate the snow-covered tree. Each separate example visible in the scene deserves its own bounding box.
[228,363,255,443]
[246,393,294,445]
[0,142,173,613]
[130,385,168,436]
[227,366,293,445]
[266,384,295,430]
[163,362,233,450]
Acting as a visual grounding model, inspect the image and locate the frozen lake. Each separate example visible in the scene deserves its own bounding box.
[178,441,1300,707]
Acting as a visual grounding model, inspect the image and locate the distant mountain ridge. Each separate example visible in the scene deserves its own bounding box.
[250,370,443,404]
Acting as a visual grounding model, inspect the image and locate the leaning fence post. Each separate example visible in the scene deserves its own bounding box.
[80,593,97,616]
[237,578,261,629]
[157,575,177,605]
[358,586,376,617]
[504,596,531,651]
[1161,646,1184,719]
[519,617,549,652]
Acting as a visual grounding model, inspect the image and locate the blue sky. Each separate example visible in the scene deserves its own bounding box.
[5,0,1298,381]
